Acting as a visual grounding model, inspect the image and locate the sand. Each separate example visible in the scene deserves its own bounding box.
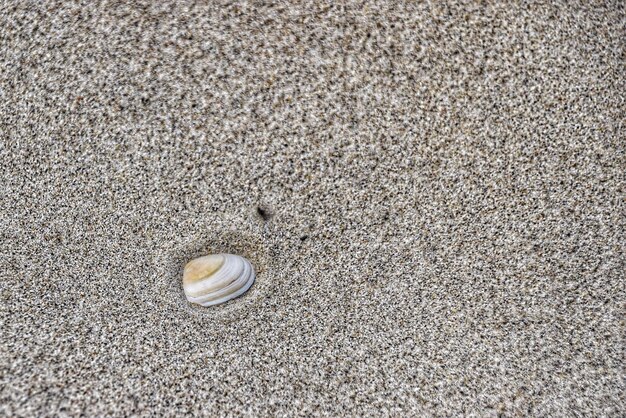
[1,1,624,416]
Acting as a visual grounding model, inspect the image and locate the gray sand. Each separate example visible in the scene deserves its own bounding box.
[1,1,624,416]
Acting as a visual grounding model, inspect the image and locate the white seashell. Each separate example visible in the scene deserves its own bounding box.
[182,253,255,306]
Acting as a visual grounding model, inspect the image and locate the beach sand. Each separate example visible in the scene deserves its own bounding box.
[1,1,624,416]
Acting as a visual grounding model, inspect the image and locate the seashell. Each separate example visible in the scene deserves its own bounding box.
[182,253,255,306]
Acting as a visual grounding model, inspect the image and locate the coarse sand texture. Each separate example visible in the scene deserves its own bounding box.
[1,1,624,416]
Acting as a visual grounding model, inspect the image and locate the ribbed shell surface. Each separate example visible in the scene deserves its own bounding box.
[182,254,255,306]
